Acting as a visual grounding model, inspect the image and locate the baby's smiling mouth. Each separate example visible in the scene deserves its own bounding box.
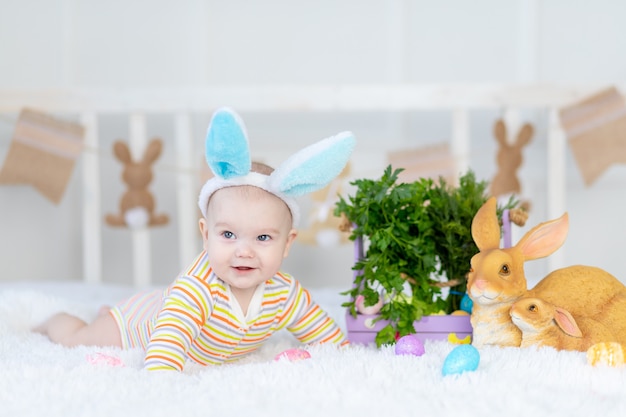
[233,266,254,271]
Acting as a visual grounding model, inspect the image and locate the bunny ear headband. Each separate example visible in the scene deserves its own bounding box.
[198,107,356,227]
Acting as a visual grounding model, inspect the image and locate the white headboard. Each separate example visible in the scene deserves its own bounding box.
[0,84,609,287]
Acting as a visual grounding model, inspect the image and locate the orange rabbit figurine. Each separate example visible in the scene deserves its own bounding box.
[510,297,618,351]
[467,197,626,348]
[106,139,169,228]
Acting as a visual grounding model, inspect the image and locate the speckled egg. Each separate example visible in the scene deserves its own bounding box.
[395,334,425,356]
[274,348,312,362]
[586,342,625,367]
[442,344,480,376]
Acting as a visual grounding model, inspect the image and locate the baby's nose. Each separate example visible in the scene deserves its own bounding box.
[235,242,254,257]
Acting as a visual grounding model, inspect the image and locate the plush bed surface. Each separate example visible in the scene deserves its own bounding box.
[1,281,625,417]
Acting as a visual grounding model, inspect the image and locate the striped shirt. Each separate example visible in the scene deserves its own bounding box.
[110,251,348,371]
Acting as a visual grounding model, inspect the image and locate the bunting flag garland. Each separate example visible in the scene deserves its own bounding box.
[387,142,456,184]
[560,86,626,186]
[0,108,84,204]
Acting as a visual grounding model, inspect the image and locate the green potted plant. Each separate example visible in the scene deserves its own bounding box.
[335,165,520,346]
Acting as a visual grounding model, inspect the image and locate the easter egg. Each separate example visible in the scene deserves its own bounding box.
[586,342,625,367]
[86,352,124,367]
[395,334,425,356]
[442,344,480,376]
[355,294,383,315]
[460,294,473,314]
[274,348,311,362]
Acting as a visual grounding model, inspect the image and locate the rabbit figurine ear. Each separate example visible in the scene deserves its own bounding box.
[553,306,583,338]
[471,197,502,251]
[205,108,251,179]
[269,131,356,197]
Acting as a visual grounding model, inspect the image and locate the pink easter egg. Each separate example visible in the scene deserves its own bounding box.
[355,294,383,315]
[274,348,312,362]
[86,352,124,367]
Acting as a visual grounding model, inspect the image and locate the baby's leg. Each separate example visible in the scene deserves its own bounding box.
[35,312,122,348]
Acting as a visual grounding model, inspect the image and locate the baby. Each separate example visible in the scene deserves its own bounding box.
[36,108,355,371]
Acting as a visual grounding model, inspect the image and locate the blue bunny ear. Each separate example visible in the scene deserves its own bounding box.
[205,108,251,179]
[269,131,355,197]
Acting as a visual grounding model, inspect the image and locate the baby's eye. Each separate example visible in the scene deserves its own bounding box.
[222,231,235,239]
[499,264,511,276]
[257,234,271,242]
[528,304,537,312]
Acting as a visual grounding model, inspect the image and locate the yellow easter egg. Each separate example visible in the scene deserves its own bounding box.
[451,310,469,316]
[586,342,625,367]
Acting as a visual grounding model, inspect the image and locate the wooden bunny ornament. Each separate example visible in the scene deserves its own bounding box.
[490,119,533,198]
[106,139,169,228]
[510,297,617,352]
[467,197,626,348]
[298,162,352,247]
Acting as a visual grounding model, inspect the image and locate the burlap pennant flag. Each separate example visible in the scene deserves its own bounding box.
[0,108,84,204]
[387,142,456,184]
[560,87,626,186]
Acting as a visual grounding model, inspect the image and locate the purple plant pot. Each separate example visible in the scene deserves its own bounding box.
[345,231,477,346]
[345,310,473,345]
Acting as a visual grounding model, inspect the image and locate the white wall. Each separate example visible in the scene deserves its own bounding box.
[1,0,626,289]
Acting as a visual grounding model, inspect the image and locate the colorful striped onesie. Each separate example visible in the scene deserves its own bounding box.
[110,251,348,371]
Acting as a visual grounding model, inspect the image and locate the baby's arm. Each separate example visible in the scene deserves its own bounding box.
[144,276,210,371]
[283,280,348,346]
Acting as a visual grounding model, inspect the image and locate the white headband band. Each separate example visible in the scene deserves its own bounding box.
[198,172,301,226]
[197,107,356,228]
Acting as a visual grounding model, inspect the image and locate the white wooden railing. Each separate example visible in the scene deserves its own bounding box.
[0,83,611,286]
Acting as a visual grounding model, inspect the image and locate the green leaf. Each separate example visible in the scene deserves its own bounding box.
[375,324,397,347]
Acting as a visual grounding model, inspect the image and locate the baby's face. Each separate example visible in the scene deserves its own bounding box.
[199,186,297,292]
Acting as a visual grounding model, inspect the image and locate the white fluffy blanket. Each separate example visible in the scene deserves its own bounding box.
[1,282,625,417]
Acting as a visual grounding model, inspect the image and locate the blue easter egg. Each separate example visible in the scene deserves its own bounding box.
[395,334,425,356]
[442,344,480,376]
[460,293,473,314]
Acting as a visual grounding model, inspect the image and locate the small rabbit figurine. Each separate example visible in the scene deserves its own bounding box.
[467,197,626,348]
[510,297,617,352]
[106,139,169,228]
[490,119,533,198]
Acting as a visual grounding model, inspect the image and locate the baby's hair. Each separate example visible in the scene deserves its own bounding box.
[203,161,278,216]
[251,161,274,175]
